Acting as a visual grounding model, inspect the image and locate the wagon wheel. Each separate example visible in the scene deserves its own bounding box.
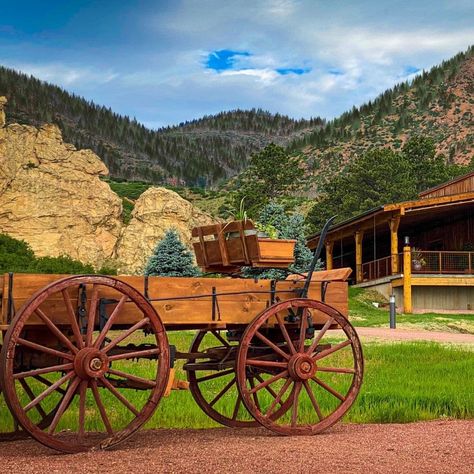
[185,329,258,428]
[236,298,363,435]
[0,275,170,453]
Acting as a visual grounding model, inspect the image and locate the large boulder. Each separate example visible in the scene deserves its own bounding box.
[116,187,214,274]
[0,97,123,267]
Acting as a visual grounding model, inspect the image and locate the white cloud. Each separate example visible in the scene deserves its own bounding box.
[3,62,118,87]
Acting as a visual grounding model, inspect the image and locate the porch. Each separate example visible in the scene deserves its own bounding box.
[307,172,474,313]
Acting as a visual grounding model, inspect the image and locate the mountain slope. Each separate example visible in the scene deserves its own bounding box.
[0,66,320,186]
[289,47,474,186]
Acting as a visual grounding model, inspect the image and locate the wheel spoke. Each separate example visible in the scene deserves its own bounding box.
[195,368,234,383]
[298,309,308,352]
[86,286,99,346]
[33,375,67,396]
[245,359,288,369]
[16,338,74,361]
[90,379,113,435]
[255,373,281,401]
[34,308,79,354]
[107,368,156,389]
[48,376,80,434]
[317,366,355,374]
[275,313,296,355]
[265,378,292,418]
[62,289,84,349]
[248,370,289,394]
[291,382,302,427]
[78,380,88,440]
[94,295,127,349]
[209,377,236,407]
[306,317,334,356]
[100,376,140,416]
[303,380,323,421]
[19,379,47,419]
[24,371,75,412]
[104,318,150,353]
[254,331,290,360]
[313,339,352,361]
[211,330,231,348]
[312,376,346,402]
[13,363,73,380]
[231,394,242,421]
[249,378,261,411]
[108,347,160,361]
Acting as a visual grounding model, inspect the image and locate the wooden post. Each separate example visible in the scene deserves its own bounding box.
[389,215,400,275]
[403,244,412,313]
[325,241,334,270]
[355,231,364,283]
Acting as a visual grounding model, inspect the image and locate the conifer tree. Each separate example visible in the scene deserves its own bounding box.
[144,229,200,277]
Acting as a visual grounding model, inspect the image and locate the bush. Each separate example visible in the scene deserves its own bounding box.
[0,233,116,275]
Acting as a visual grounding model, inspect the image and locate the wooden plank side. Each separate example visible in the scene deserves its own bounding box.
[7,274,348,327]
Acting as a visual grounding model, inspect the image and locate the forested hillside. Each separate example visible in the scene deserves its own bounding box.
[1,46,472,189]
[289,47,474,187]
[0,66,318,186]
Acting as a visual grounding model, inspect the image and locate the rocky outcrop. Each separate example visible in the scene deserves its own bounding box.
[0,97,216,273]
[0,97,123,267]
[116,187,214,274]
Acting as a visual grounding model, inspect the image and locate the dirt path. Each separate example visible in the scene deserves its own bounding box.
[1,421,473,473]
[355,327,474,344]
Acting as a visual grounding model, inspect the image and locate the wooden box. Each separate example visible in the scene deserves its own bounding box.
[192,220,296,272]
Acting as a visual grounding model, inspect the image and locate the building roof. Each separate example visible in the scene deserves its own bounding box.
[307,171,474,247]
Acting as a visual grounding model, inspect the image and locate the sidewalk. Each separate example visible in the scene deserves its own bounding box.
[355,327,474,344]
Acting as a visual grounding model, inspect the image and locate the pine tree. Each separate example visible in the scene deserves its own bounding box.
[144,229,200,277]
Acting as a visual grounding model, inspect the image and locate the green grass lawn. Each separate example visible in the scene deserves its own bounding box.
[349,287,474,334]
[1,330,472,433]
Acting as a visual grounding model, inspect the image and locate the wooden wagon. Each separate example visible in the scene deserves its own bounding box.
[0,219,363,453]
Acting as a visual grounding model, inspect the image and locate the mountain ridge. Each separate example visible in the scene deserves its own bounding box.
[1,46,473,188]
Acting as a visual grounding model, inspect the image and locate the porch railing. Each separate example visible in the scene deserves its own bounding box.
[412,251,474,274]
[362,255,394,281]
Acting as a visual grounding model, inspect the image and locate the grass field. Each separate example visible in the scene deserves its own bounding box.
[349,288,474,334]
[1,330,473,433]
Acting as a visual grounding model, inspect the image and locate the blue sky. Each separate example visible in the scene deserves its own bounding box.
[0,1,472,128]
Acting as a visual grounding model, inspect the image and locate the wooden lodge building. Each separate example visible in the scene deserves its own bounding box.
[308,172,474,313]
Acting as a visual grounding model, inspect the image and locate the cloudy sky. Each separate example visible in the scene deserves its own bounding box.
[0,1,472,128]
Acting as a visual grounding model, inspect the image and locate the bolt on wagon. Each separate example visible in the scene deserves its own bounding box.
[0,218,363,453]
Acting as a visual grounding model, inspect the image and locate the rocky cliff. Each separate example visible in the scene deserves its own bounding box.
[0,97,214,273]
[116,187,214,274]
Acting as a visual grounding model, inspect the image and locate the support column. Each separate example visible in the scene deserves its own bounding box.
[389,215,401,275]
[355,231,364,283]
[325,241,334,270]
[403,244,412,313]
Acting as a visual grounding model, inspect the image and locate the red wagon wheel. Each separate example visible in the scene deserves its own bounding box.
[186,329,258,428]
[0,275,170,453]
[236,298,363,435]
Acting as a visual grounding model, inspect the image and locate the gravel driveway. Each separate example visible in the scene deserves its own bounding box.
[1,421,473,473]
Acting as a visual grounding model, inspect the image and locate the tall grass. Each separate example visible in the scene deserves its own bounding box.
[1,332,471,433]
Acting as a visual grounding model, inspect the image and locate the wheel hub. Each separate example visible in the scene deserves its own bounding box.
[74,347,109,380]
[288,353,317,381]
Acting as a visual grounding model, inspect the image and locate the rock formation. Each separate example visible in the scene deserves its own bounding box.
[0,97,122,267]
[116,187,214,274]
[0,97,216,273]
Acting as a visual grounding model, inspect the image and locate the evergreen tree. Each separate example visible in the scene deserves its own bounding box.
[144,229,200,277]
[232,144,306,215]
